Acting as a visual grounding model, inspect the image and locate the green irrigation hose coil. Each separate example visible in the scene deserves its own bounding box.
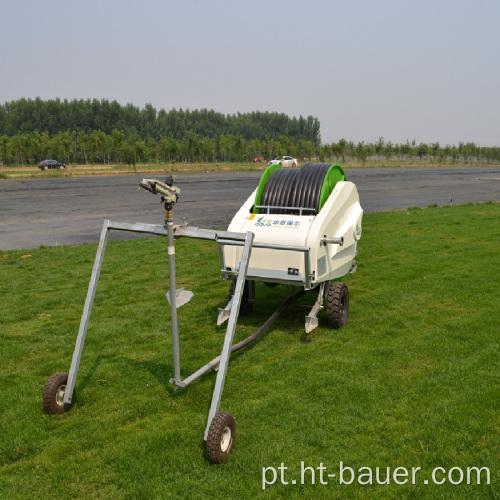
[253,163,346,214]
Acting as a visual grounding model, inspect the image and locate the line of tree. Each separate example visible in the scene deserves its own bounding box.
[0,130,319,166]
[0,99,498,166]
[1,131,499,167]
[320,138,500,165]
[0,98,321,145]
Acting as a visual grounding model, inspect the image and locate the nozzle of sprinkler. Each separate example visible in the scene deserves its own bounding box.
[140,178,180,205]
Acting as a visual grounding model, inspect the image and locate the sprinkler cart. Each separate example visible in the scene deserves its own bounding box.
[43,163,363,463]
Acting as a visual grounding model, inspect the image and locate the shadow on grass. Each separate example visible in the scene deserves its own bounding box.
[75,354,105,396]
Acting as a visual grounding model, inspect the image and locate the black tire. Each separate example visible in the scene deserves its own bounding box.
[264,282,279,288]
[325,282,349,329]
[206,412,235,464]
[229,279,254,316]
[43,372,72,414]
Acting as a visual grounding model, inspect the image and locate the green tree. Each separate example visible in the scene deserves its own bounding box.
[416,142,429,160]
[0,135,12,166]
[319,144,332,162]
[302,140,315,161]
[219,135,234,162]
[134,138,146,164]
[87,130,110,164]
[248,138,262,159]
[337,139,348,163]
[356,141,367,163]
[77,131,89,164]
[233,135,247,161]
[263,136,277,161]
[200,137,216,162]
[11,133,28,165]
[52,131,74,164]
[384,140,394,160]
[120,142,135,165]
[111,129,126,164]
[181,131,201,162]
[159,136,180,162]
[277,135,295,157]
[375,137,385,157]
[146,137,158,164]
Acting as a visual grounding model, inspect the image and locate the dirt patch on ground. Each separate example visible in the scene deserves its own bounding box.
[1,163,268,179]
[2,162,498,180]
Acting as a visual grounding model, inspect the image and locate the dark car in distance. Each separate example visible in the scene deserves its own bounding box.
[38,159,66,170]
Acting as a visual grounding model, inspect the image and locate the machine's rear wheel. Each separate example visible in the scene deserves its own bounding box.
[264,282,279,288]
[326,282,349,328]
[43,372,72,414]
[206,412,235,464]
[229,279,254,315]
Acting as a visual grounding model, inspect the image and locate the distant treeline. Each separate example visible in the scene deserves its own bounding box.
[0,98,499,166]
[321,138,500,165]
[1,131,499,167]
[0,129,320,166]
[0,98,321,144]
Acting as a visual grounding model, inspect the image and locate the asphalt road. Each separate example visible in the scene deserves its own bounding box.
[1,167,499,250]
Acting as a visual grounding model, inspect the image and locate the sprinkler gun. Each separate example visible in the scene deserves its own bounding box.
[140,175,180,206]
[139,174,184,385]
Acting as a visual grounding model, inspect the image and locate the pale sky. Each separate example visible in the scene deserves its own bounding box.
[1,0,499,146]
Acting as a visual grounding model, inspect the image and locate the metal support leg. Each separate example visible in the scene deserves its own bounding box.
[63,220,110,404]
[166,207,182,385]
[305,281,327,333]
[217,297,233,325]
[204,231,254,439]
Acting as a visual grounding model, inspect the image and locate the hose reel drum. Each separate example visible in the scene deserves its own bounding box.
[222,162,362,295]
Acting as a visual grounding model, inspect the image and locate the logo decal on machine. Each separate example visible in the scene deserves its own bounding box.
[251,216,302,228]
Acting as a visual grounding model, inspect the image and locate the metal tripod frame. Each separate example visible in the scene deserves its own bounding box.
[62,218,258,438]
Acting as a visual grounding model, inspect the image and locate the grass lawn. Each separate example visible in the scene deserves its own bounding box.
[1,203,498,498]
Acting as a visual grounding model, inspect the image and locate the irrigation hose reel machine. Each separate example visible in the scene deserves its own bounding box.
[42,163,363,464]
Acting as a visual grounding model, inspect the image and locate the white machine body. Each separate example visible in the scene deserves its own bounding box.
[222,181,363,289]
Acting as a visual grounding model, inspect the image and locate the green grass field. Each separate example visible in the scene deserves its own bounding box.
[1,203,498,498]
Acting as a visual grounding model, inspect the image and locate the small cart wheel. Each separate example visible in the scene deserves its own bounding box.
[206,412,236,464]
[43,372,72,414]
[326,282,349,329]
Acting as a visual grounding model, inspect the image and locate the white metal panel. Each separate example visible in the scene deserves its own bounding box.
[223,180,362,286]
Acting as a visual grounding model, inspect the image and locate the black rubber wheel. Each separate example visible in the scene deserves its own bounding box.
[229,279,254,315]
[206,412,236,464]
[264,282,279,288]
[325,282,349,329]
[43,372,72,414]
